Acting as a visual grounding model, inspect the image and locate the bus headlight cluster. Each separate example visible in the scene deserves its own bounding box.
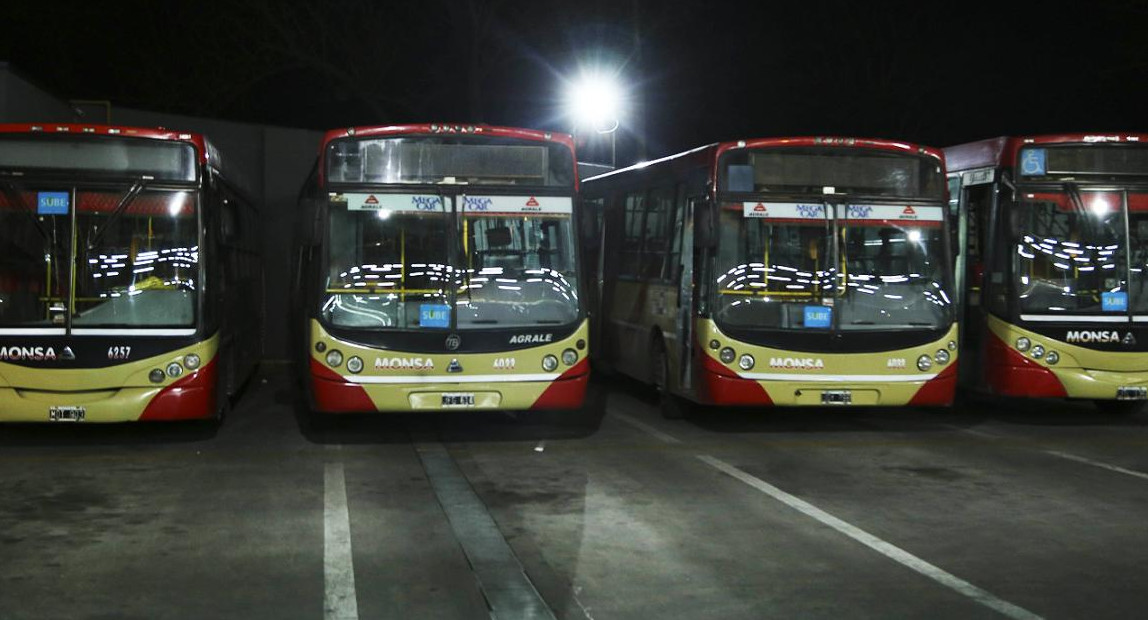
[542,354,559,372]
[346,356,364,374]
[719,347,736,364]
[738,354,755,370]
[561,348,578,366]
[184,354,201,370]
[1015,336,1058,364]
[166,362,184,378]
[326,349,343,368]
[934,349,950,365]
[917,355,933,371]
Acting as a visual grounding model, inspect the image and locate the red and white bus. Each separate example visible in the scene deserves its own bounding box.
[294,124,591,417]
[946,134,1148,413]
[583,137,957,416]
[0,124,261,422]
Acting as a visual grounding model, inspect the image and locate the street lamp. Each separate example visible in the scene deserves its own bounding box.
[566,70,623,168]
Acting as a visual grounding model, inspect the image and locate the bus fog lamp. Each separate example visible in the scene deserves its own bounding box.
[917,355,933,372]
[326,350,344,368]
[738,354,755,370]
[315,342,327,353]
[948,340,957,351]
[184,354,201,370]
[166,362,184,378]
[1045,351,1060,365]
[346,356,364,374]
[720,347,736,364]
[148,369,165,383]
[542,354,559,372]
[561,348,578,366]
[934,349,950,365]
[1030,345,1045,359]
[1016,337,1031,352]
[709,339,720,350]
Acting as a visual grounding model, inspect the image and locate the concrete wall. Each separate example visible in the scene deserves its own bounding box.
[0,63,322,361]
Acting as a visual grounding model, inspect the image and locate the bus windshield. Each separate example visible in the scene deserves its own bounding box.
[1010,188,1148,316]
[321,193,580,330]
[0,184,199,329]
[459,199,579,327]
[714,202,951,331]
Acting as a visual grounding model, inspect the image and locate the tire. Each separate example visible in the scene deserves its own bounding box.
[1094,400,1146,416]
[652,339,688,420]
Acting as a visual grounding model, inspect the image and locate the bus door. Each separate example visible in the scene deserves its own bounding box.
[675,195,703,391]
[954,168,993,385]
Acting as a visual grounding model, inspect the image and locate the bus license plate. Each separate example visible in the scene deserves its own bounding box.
[821,390,853,405]
[49,406,86,422]
[1116,387,1148,401]
[441,393,476,408]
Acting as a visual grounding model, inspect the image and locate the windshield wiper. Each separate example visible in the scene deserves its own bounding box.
[87,177,148,250]
[1063,181,1087,213]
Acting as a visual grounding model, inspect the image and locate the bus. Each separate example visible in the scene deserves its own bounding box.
[0,124,261,423]
[582,137,957,416]
[295,124,589,416]
[945,134,1148,413]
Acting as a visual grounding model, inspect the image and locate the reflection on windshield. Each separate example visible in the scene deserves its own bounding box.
[714,202,950,331]
[0,187,198,329]
[459,214,578,327]
[321,194,580,330]
[1012,191,1134,315]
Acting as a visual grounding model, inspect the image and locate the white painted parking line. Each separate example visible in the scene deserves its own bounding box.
[698,455,1043,620]
[1042,450,1148,482]
[951,426,1148,483]
[608,410,683,445]
[324,463,360,620]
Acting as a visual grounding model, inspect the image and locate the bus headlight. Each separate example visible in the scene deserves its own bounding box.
[738,354,755,370]
[720,347,736,364]
[542,354,559,372]
[1016,337,1031,352]
[561,348,578,366]
[1045,351,1060,365]
[184,354,201,370]
[166,362,184,378]
[346,356,364,374]
[948,340,957,351]
[709,339,720,350]
[326,349,343,368]
[917,355,933,372]
[934,349,950,365]
[149,369,165,383]
[1030,345,1045,359]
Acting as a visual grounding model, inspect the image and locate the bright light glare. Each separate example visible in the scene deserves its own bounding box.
[1089,197,1111,215]
[566,71,623,133]
[907,229,923,242]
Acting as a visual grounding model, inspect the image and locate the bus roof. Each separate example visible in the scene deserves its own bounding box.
[0,123,210,164]
[585,136,943,183]
[319,124,575,151]
[944,134,1148,173]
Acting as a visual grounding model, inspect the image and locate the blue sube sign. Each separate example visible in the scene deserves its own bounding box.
[419,304,451,328]
[1102,291,1128,312]
[804,305,832,328]
[37,191,70,215]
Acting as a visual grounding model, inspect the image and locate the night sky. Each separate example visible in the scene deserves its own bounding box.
[3,0,1146,167]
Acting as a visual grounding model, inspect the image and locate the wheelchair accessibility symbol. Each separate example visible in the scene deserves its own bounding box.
[1020,148,1046,176]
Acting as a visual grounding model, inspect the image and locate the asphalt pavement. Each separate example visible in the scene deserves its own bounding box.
[2,367,1147,619]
